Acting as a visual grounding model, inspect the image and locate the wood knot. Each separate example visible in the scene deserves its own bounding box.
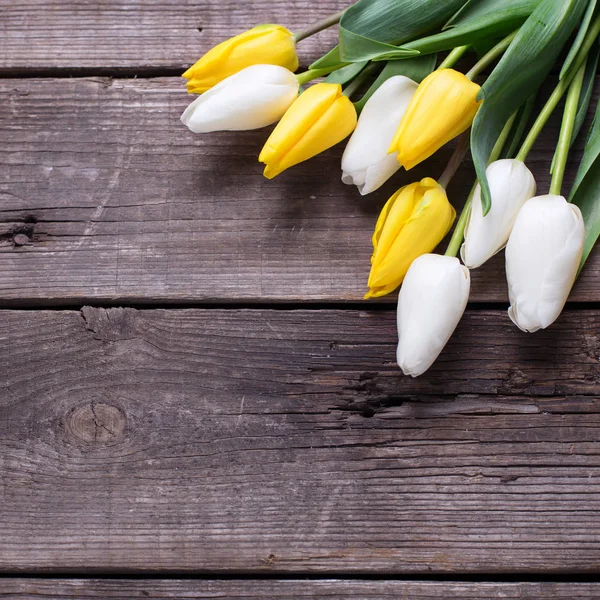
[65,402,127,445]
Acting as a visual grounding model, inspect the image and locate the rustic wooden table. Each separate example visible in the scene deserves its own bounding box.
[2,1,600,598]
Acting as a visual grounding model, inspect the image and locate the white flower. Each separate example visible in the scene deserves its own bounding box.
[506,195,585,333]
[341,76,418,195]
[180,64,299,133]
[397,254,470,377]
[461,159,537,269]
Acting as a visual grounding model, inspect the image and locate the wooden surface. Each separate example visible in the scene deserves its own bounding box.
[3,579,600,599]
[1,76,598,304]
[1,307,600,573]
[2,0,600,597]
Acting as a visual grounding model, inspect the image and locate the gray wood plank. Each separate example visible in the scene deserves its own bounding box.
[2,579,600,599]
[1,307,600,573]
[1,0,345,71]
[1,77,597,304]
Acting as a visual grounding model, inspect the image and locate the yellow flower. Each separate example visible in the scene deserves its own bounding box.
[366,178,456,299]
[389,69,482,170]
[259,83,357,179]
[183,25,299,94]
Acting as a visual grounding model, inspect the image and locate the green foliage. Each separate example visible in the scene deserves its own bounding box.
[570,95,600,271]
[470,0,589,214]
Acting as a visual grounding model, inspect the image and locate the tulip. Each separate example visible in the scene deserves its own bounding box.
[180,65,299,133]
[341,76,418,195]
[366,178,456,298]
[259,83,357,179]
[397,254,470,377]
[506,195,585,333]
[389,69,482,170]
[183,24,299,94]
[461,159,537,269]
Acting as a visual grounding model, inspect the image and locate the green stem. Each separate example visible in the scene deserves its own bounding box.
[437,45,469,70]
[516,12,600,162]
[294,9,346,43]
[343,62,380,98]
[549,59,586,196]
[465,30,518,80]
[296,66,341,85]
[444,111,518,258]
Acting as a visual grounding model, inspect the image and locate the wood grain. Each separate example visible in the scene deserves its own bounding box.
[1,307,599,573]
[1,77,597,305]
[1,0,347,72]
[2,579,600,599]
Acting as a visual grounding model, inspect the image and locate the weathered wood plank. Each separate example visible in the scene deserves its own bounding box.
[1,78,597,304]
[2,579,600,599]
[1,307,599,573]
[1,0,346,71]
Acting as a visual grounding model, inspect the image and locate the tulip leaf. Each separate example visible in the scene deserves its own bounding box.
[310,47,346,71]
[325,61,368,84]
[560,0,597,79]
[569,97,600,269]
[471,0,589,215]
[311,0,467,67]
[400,0,541,56]
[501,92,538,159]
[354,54,437,112]
[550,44,600,173]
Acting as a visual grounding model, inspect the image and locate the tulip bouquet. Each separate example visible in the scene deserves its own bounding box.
[180,0,600,377]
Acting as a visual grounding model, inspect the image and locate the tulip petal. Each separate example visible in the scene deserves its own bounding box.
[260,83,357,179]
[506,195,585,332]
[461,159,537,269]
[397,254,470,377]
[341,76,418,194]
[181,65,299,133]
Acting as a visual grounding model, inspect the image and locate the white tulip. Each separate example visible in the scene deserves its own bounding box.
[506,195,585,333]
[461,159,537,269]
[341,76,418,195]
[397,254,470,377]
[181,64,299,133]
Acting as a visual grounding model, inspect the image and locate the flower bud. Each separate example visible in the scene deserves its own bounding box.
[183,25,299,94]
[461,159,537,269]
[389,69,482,170]
[341,76,418,195]
[259,83,357,179]
[181,65,299,133]
[506,195,585,333]
[397,254,470,377]
[366,178,456,298]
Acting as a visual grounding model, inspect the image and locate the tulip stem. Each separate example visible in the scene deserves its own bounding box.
[549,59,586,196]
[444,111,518,258]
[296,66,343,85]
[438,132,470,189]
[465,31,518,81]
[437,46,469,70]
[294,9,346,43]
[516,13,600,163]
[343,62,380,98]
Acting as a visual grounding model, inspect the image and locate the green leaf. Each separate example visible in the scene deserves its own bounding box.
[325,61,368,84]
[354,54,437,112]
[400,0,541,56]
[310,47,346,71]
[331,0,467,64]
[501,92,538,159]
[570,98,600,269]
[471,0,589,214]
[560,0,597,79]
[551,44,600,173]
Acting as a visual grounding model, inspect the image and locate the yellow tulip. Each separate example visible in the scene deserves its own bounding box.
[183,25,299,94]
[259,83,357,179]
[389,69,482,170]
[366,178,456,299]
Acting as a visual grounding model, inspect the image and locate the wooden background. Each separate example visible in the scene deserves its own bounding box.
[1,1,600,598]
